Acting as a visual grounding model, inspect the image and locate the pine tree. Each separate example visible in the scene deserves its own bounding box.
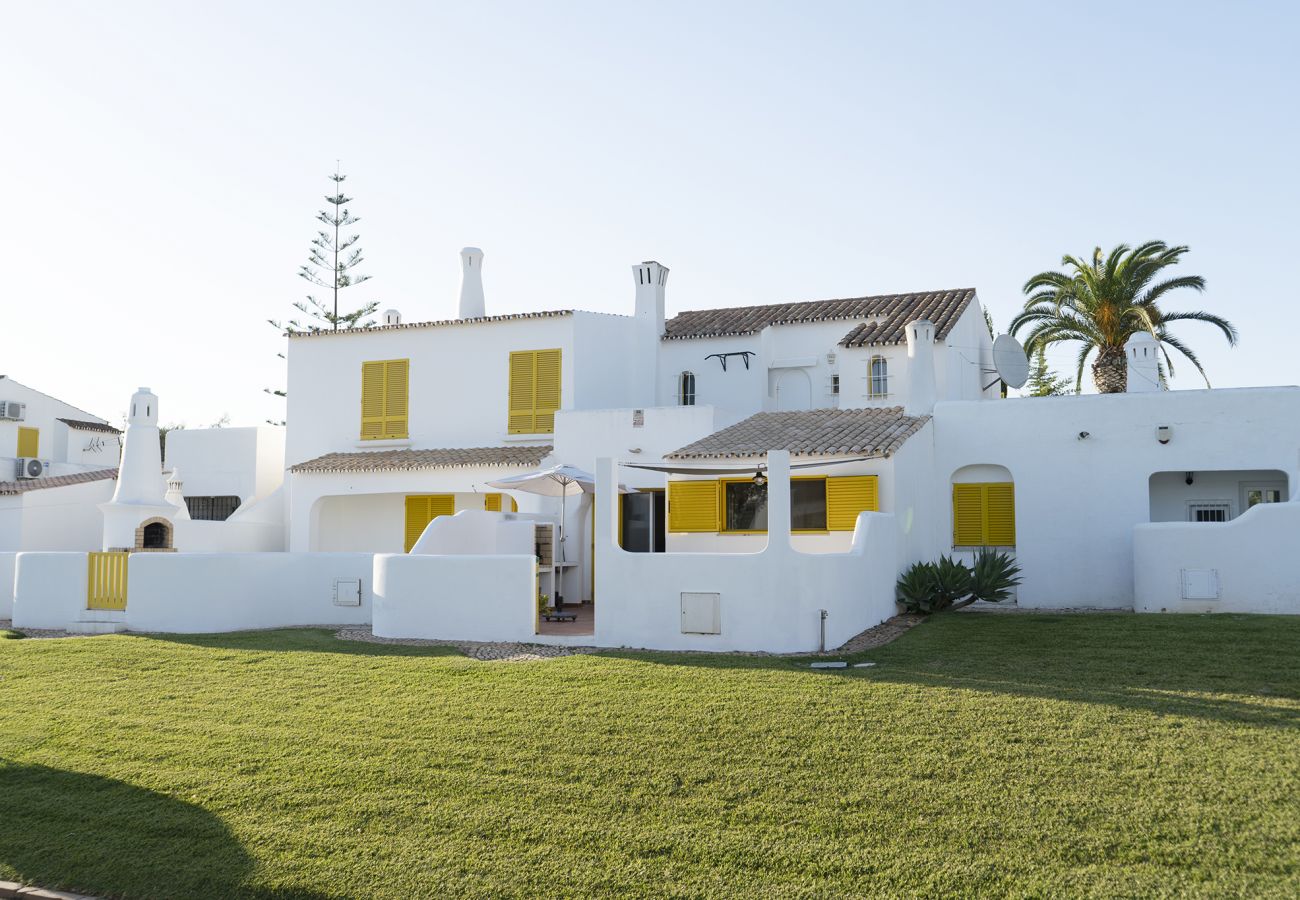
[1025,346,1071,397]
[266,168,381,421]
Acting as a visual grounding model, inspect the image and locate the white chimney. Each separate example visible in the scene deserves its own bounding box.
[383,309,402,326]
[904,320,937,416]
[632,261,668,407]
[1125,332,1161,393]
[459,247,486,319]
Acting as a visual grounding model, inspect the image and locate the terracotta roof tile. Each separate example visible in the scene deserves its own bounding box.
[662,288,977,346]
[0,467,118,495]
[56,417,122,434]
[286,310,574,339]
[290,446,553,473]
[666,408,929,459]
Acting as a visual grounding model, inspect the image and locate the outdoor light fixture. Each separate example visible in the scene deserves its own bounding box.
[1156,425,1172,444]
[1186,471,1195,486]
[752,470,768,486]
[1077,431,1091,441]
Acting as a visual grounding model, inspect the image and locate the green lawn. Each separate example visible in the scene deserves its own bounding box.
[1,615,1298,899]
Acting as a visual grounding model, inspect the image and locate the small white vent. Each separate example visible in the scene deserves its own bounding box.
[333,578,362,606]
[1181,569,1220,600]
[681,592,721,634]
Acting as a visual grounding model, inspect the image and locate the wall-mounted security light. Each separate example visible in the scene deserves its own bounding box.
[1185,471,1194,486]
[1156,425,1172,444]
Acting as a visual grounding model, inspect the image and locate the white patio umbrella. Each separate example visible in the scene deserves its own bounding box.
[486,464,613,606]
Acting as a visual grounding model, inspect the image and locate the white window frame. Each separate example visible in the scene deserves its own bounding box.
[1240,481,1286,512]
[678,371,696,406]
[868,355,889,399]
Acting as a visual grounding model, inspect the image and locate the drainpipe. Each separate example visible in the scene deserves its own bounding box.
[819,609,828,653]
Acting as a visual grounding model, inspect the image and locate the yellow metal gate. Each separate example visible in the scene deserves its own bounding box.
[87,552,129,610]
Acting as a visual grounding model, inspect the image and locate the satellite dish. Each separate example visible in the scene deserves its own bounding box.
[992,334,1030,389]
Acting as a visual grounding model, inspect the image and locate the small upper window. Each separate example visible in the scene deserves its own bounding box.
[678,371,696,406]
[869,356,889,398]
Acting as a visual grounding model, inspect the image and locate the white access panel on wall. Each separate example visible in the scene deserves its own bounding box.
[1180,569,1220,601]
[681,592,721,634]
[334,578,362,606]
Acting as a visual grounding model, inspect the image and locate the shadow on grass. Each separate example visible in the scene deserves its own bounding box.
[131,627,463,659]
[0,760,329,899]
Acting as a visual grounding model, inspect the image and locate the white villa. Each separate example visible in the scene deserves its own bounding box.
[6,248,1300,650]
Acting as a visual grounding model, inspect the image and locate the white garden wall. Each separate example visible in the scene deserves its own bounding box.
[372,553,538,642]
[126,552,373,632]
[1133,502,1300,615]
[0,551,16,619]
[12,552,88,630]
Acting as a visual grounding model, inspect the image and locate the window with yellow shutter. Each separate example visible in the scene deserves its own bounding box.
[360,359,409,440]
[404,494,454,552]
[16,426,39,458]
[667,481,719,532]
[507,349,562,434]
[483,493,516,513]
[952,482,1016,547]
[826,475,879,531]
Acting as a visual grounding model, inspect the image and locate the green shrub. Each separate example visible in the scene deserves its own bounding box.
[896,550,1021,614]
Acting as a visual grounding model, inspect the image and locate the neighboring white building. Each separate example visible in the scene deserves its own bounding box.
[165,425,285,521]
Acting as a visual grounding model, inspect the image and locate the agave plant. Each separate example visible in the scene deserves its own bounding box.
[895,551,1022,614]
[1009,242,1237,393]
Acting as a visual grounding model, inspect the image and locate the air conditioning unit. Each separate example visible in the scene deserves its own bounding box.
[0,401,25,421]
[15,458,50,479]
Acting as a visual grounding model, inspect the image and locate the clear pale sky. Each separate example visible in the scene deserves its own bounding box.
[3,1,1297,426]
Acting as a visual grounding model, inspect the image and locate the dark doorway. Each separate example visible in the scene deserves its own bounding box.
[621,490,666,552]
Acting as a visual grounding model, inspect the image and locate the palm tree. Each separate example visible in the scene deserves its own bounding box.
[1009,242,1237,393]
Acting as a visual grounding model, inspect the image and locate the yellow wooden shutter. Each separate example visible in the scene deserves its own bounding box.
[16,426,39,458]
[507,349,562,434]
[952,484,986,546]
[985,483,1016,546]
[826,475,879,531]
[361,360,409,440]
[384,359,409,439]
[508,351,536,433]
[668,481,719,532]
[534,349,561,434]
[404,494,455,552]
[361,361,386,439]
[952,482,1016,546]
[484,493,502,512]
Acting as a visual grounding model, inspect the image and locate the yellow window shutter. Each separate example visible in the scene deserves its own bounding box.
[826,475,879,531]
[668,481,719,532]
[952,484,986,546]
[509,496,518,512]
[404,494,455,552]
[508,351,536,434]
[361,360,409,440]
[484,493,502,512]
[533,349,561,434]
[16,427,39,458]
[384,359,409,438]
[985,482,1016,546]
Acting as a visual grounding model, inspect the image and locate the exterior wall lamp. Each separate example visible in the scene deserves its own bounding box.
[1156,425,1172,444]
[752,470,768,486]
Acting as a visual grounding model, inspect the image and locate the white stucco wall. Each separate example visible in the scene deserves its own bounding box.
[165,425,286,507]
[933,386,1300,609]
[1134,502,1300,614]
[126,552,374,632]
[284,315,585,467]
[0,479,115,552]
[0,551,15,619]
[409,509,536,556]
[372,553,538,641]
[12,552,88,630]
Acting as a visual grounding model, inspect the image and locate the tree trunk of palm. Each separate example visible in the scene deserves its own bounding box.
[1092,345,1127,393]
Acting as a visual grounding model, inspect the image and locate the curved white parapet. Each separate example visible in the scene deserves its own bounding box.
[1134,501,1300,614]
